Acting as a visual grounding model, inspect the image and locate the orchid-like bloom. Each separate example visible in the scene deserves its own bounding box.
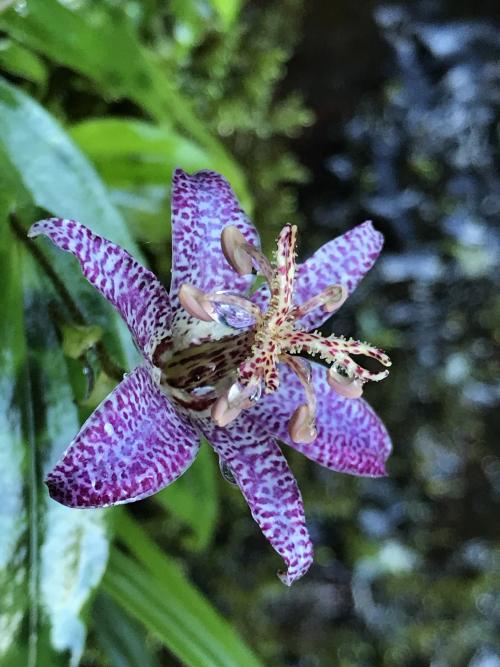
[29,169,392,585]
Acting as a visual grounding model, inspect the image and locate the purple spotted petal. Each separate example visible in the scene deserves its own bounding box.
[199,415,313,585]
[253,221,384,330]
[169,169,260,307]
[28,218,171,361]
[45,366,200,508]
[249,362,391,477]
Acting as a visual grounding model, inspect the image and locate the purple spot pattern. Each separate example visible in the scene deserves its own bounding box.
[252,221,384,330]
[198,414,314,585]
[30,171,392,586]
[249,362,392,477]
[28,218,171,360]
[169,169,260,308]
[45,366,200,508]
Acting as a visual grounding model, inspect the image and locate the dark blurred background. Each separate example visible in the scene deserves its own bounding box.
[205,2,500,665]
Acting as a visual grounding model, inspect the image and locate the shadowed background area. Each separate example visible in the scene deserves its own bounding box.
[0,1,498,666]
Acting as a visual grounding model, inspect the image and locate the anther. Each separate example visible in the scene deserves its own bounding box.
[289,404,317,444]
[222,225,274,283]
[211,380,261,427]
[327,368,364,398]
[221,226,253,275]
[292,284,348,320]
[284,356,318,443]
[211,391,243,427]
[323,284,348,313]
[178,283,215,322]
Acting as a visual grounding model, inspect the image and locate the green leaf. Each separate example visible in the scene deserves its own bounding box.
[0,173,28,662]
[104,511,263,667]
[210,0,242,28]
[92,593,160,667]
[70,117,225,246]
[0,176,111,664]
[108,186,171,247]
[0,76,141,369]
[0,0,252,211]
[0,37,47,86]
[0,78,139,253]
[61,323,103,360]
[69,117,213,187]
[1,0,156,102]
[156,442,218,551]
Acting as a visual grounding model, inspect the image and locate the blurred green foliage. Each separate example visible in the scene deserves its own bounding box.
[0,0,310,665]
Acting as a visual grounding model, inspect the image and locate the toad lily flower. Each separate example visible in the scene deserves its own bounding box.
[29,169,392,585]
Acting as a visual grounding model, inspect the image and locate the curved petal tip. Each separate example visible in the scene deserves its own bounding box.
[360,219,384,246]
[277,552,314,586]
[27,217,60,239]
[44,473,70,506]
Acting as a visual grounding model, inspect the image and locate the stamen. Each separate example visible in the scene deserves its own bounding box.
[227,378,262,405]
[211,379,261,427]
[211,391,243,427]
[221,226,253,275]
[208,291,262,322]
[284,355,318,444]
[292,284,347,320]
[178,284,215,322]
[327,367,364,398]
[179,283,261,325]
[221,226,274,282]
[289,405,317,444]
[242,243,274,284]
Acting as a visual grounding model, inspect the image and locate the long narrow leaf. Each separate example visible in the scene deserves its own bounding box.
[156,441,219,552]
[0,160,111,665]
[93,593,160,667]
[104,511,263,667]
[0,166,29,662]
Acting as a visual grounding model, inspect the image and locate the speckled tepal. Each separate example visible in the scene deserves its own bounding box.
[29,168,392,585]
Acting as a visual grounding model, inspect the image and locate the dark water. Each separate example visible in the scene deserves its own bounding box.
[230,2,500,665]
